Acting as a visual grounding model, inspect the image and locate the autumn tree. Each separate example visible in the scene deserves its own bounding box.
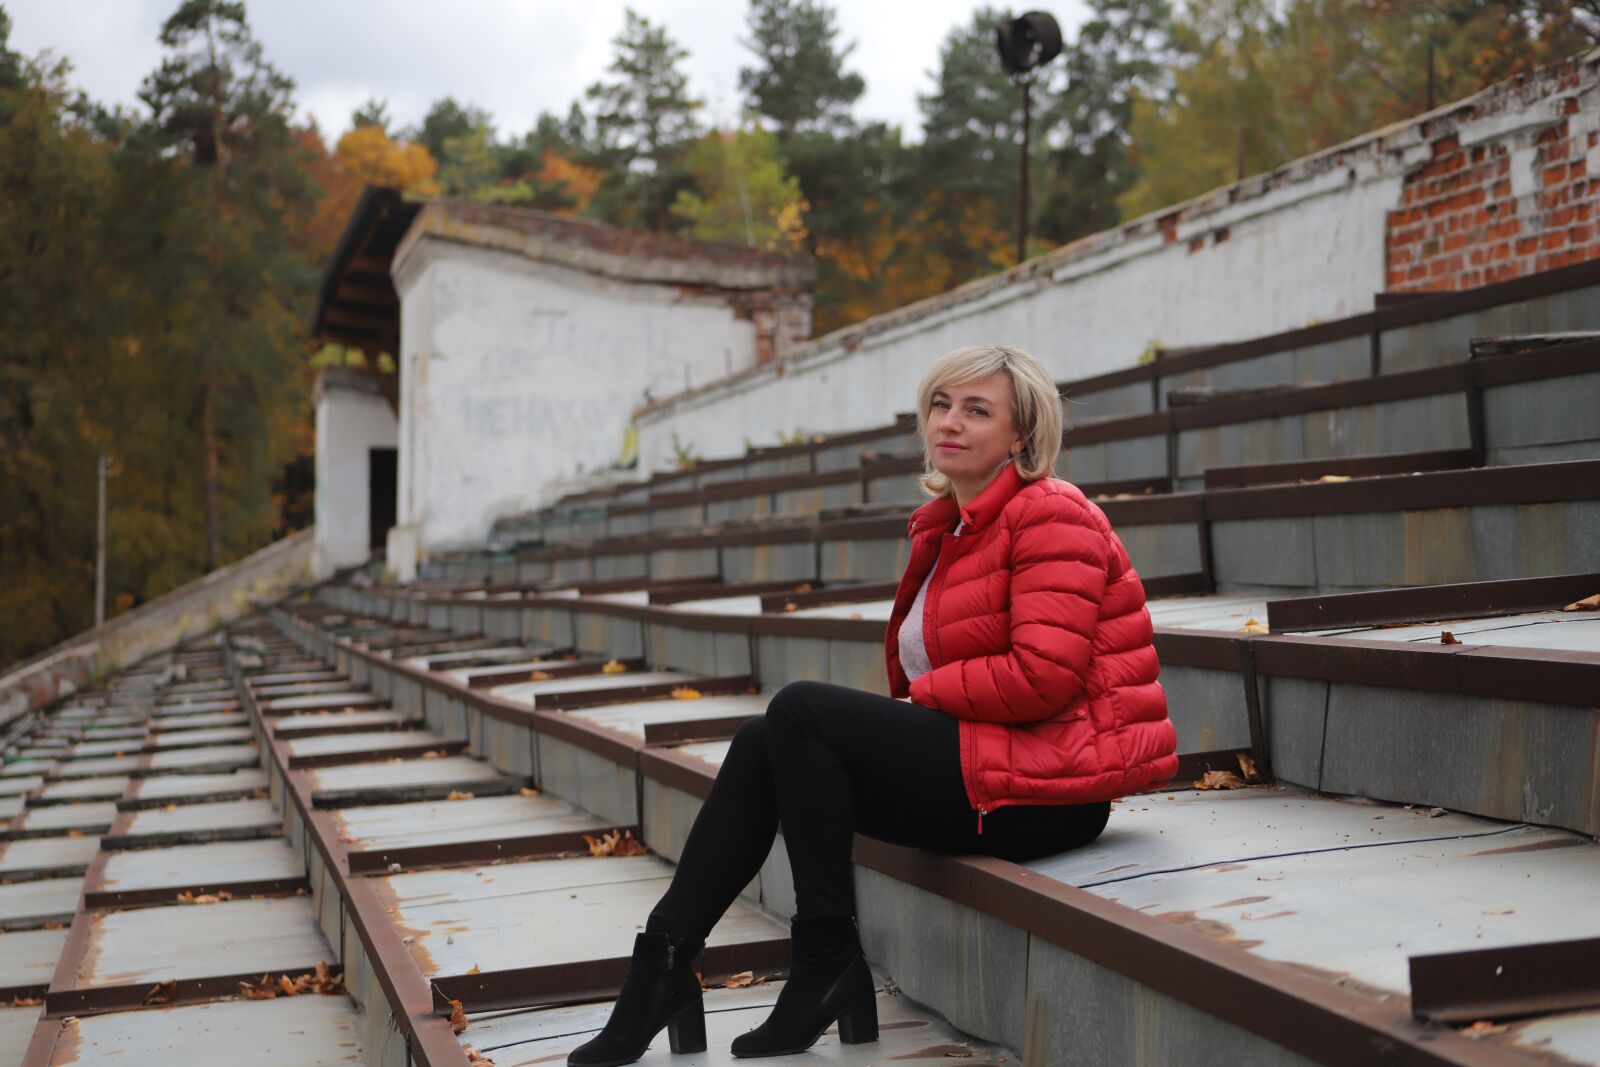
[738,0,864,149]
[1118,0,1597,219]
[298,122,438,265]
[585,8,702,229]
[671,125,808,248]
[137,0,317,572]
[0,47,119,664]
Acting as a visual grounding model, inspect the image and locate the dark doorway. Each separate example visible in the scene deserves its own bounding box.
[369,448,397,550]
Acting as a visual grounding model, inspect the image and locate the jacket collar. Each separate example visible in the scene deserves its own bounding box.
[908,462,1027,538]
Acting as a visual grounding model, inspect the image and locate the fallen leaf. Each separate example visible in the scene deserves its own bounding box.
[1425,806,1448,818]
[849,612,863,620]
[601,660,627,675]
[239,974,278,1000]
[163,803,179,812]
[584,830,650,857]
[1194,770,1247,790]
[10,996,41,1007]
[279,974,301,996]
[1238,619,1269,634]
[467,965,480,974]
[1316,474,1352,483]
[529,670,554,680]
[144,979,177,1006]
[421,750,444,759]
[1460,1020,1507,1038]
[1236,753,1259,780]
[448,997,469,1034]
[1440,631,1462,645]
[465,1046,495,1065]
[783,602,799,612]
[519,787,541,797]
[613,831,649,857]
[723,971,755,989]
[670,686,702,700]
[445,791,475,801]
[1562,593,1600,612]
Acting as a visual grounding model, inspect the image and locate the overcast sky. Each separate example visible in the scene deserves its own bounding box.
[6,0,1090,143]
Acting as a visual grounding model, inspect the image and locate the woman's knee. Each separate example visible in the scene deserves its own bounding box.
[764,680,831,732]
[727,715,768,758]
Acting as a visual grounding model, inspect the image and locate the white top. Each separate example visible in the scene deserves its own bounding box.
[898,522,961,682]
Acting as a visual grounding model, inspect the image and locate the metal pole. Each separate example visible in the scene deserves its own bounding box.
[95,452,107,627]
[1016,77,1032,266]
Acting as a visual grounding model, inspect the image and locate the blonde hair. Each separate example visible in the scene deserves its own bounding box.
[915,344,1063,498]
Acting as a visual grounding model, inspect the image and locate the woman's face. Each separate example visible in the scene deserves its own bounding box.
[926,370,1025,502]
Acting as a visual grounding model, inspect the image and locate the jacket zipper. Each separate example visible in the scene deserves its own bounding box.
[976,808,986,835]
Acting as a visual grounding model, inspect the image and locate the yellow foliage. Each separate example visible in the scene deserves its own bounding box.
[536,150,602,215]
[335,126,440,195]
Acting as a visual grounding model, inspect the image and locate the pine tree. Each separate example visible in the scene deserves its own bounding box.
[916,6,1031,289]
[738,0,864,149]
[411,96,492,164]
[585,8,702,230]
[350,96,391,133]
[137,0,316,572]
[1035,0,1172,245]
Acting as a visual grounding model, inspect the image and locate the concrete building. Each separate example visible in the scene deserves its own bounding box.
[315,194,813,577]
[312,367,399,580]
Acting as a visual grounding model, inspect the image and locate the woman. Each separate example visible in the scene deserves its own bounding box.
[569,344,1177,1066]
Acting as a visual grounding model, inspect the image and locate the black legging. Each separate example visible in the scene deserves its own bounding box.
[648,680,1111,938]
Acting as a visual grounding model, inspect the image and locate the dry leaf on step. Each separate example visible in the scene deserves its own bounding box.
[601,660,627,675]
[1238,619,1269,634]
[1194,770,1247,790]
[670,687,702,700]
[722,971,755,989]
[448,997,469,1034]
[1440,631,1462,645]
[1562,593,1600,611]
[1236,753,1259,780]
[584,830,649,857]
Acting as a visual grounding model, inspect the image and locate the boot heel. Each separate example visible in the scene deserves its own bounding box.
[835,993,878,1045]
[666,999,707,1054]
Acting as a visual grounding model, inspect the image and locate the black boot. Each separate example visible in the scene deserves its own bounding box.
[567,932,707,1067]
[730,915,878,1058]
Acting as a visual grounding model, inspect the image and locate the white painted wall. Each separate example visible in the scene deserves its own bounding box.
[393,241,763,547]
[633,161,1408,473]
[313,381,398,579]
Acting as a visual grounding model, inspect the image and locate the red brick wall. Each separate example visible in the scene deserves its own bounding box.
[1387,98,1598,292]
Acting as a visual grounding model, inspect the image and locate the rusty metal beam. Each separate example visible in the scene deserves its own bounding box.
[1410,937,1600,1023]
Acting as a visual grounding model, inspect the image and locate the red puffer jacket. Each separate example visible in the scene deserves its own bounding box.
[885,464,1177,817]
